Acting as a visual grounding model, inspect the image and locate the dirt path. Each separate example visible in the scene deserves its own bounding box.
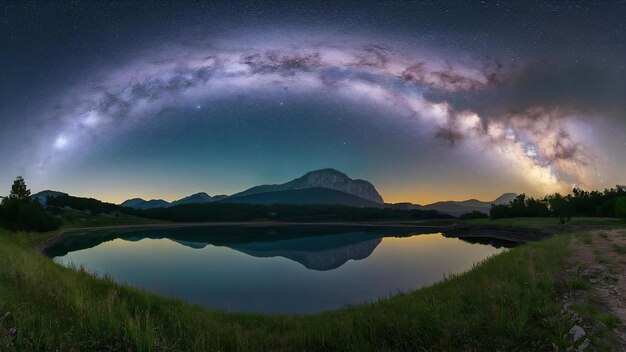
[582,229,626,323]
[567,228,626,350]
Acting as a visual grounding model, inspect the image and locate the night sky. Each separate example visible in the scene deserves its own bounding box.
[1,1,625,204]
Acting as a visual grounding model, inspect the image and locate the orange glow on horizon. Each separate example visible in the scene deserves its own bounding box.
[380,189,509,205]
[89,189,506,206]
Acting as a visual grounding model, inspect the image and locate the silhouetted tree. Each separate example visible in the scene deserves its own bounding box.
[546,193,575,224]
[616,197,626,220]
[459,211,489,220]
[8,176,30,201]
[0,177,60,232]
[489,185,626,221]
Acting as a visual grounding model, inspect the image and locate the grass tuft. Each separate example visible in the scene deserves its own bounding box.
[611,244,626,255]
[569,279,589,290]
[575,232,593,245]
[597,314,621,329]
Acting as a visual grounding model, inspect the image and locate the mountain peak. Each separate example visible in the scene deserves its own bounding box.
[493,193,517,205]
[30,190,68,205]
[302,168,348,177]
[170,192,214,206]
[231,169,384,204]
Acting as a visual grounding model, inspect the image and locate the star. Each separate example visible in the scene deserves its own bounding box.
[54,136,68,149]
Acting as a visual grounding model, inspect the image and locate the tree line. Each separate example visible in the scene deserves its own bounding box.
[123,202,454,222]
[490,186,626,223]
[2,175,625,233]
[46,194,119,215]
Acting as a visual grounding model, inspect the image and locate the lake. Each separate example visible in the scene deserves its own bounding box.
[47,225,512,314]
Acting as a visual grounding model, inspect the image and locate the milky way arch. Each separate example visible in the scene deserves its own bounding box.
[42,40,594,193]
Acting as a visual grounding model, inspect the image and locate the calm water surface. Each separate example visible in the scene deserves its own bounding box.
[48,225,511,314]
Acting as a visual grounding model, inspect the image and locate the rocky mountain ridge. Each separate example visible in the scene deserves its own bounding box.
[229,169,384,204]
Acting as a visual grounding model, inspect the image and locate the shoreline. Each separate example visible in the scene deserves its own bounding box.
[33,219,565,255]
[33,220,457,254]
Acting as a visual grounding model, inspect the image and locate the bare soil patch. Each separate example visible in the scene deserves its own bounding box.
[565,229,626,350]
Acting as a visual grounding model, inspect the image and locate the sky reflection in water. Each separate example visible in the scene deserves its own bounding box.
[51,226,508,314]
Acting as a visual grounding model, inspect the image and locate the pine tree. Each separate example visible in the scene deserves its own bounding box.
[8,176,31,201]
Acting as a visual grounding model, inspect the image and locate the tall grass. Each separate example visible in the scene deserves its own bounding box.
[0,229,572,351]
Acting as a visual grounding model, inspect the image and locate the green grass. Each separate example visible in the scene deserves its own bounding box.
[603,274,618,284]
[464,217,623,228]
[577,232,593,245]
[597,314,621,329]
[571,303,622,341]
[569,279,589,290]
[0,228,573,351]
[611,243,626,255]
[571,303,598,317]
[593,250,611,265]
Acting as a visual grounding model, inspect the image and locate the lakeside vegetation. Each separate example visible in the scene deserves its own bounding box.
[1,226,575,351]
[490,186,626,223]
[464,217,624,228]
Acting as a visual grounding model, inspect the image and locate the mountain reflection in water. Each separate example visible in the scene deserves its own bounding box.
[48,226,417,270]
[48,225,510,313]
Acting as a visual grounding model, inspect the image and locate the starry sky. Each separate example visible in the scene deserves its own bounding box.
[1,1,625,204]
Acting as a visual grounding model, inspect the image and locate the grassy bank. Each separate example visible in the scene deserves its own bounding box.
[0,227,574,351]
[463,216,623,228]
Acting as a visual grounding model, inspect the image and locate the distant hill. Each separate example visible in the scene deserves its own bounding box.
[30,190,68,206]
[119,198,149,208]
[170,193,212,206]
[222,187,383,208]
[388,193,517,217]
[121,192,229,209]
[45,193,119,215]
[229,169,384,204]
[120,198,170,210]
